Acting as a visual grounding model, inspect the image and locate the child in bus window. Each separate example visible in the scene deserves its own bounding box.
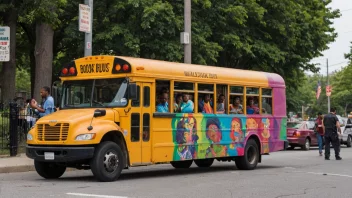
[180,93,194,113]
[217,94,225,114]
[199,94,213,114]
[174,94,183,113]
[230,97,243,114]
[246,97,259,114]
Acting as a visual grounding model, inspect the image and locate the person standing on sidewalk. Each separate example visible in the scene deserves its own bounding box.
[322,107,342,160]
[30,86,55,119]
[315,112,324,156]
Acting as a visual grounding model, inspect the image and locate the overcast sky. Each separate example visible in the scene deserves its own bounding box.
[309,0,352,75]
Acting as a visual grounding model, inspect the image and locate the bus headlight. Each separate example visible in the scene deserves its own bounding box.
[27,133,33,141]
[75,133,96,141]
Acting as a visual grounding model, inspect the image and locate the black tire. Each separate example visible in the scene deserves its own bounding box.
[90,141,125,182]
[34,160,66,179]
[194,158,214,168]
[347,136,352,148]
[170,160,193,169]
[235,139,259,170]
[302,138,310,151]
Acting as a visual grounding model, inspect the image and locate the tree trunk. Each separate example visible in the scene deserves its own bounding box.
[0,4,17,104]
[33,22,54,103]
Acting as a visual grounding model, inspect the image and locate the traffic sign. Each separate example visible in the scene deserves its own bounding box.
[0,26,10,62]
[79,4,91,33]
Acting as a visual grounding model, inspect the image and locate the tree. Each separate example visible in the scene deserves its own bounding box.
[0,0,18,103]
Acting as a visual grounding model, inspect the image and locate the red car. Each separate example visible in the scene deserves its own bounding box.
[287,121,318,150]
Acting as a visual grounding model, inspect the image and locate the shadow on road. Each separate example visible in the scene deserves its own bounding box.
[54,163,282,182]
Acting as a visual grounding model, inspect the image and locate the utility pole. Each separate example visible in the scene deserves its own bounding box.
[183,0,191,63]
[327,58,330,113]
[84,0,93,56]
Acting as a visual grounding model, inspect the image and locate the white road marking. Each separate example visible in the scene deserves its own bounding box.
[66,193,128,198]
[294,171,352,178]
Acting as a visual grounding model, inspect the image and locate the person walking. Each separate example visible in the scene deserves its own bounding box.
[315,112,324,156]
[322,108,342,160]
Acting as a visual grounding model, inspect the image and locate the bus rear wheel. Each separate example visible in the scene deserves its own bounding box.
[90,141,125,182]
[194,158,214,168]
[34,161,66,179]
[235,139,259,170]
[170,160,193,169]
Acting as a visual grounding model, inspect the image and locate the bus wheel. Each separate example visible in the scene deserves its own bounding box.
[34,161,66,179]
[170,160,193,169]
[235,139,259,170]
[194,158,214,168]
[90,141,125,182]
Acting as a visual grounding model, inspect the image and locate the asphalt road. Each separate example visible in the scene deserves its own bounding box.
[1,146,352,198]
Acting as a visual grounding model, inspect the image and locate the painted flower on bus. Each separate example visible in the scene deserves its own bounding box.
[261,118,271,153]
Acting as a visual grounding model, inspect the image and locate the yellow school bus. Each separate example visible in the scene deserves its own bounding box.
[26,55,288,182]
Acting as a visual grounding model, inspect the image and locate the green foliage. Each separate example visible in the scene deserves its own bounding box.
[16,68,30,93]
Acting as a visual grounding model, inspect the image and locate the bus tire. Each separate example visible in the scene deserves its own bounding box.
[170,160,193,169]
[90,141,125,182]
[34,161,66,179]
[194,158,214,168]
[235,139,259,170]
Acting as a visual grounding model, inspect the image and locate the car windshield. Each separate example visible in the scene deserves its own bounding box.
[287,122,302,129]
[61,78,128,108]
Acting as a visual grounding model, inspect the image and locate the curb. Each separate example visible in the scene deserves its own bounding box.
[0,165,35,174]
[0,165,77,174]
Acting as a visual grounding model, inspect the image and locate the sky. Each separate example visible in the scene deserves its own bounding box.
[309,0,352,75]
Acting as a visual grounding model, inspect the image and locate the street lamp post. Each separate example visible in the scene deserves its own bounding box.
[84,0,93,56]
[182,0,191,64]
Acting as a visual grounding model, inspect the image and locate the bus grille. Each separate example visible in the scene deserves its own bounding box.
[37,123,69,141]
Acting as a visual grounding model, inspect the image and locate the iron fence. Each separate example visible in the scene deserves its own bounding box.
[0,102,31,156]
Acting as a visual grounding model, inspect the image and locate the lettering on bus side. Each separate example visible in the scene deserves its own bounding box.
[184,71,217,79]
[80,63,110,74]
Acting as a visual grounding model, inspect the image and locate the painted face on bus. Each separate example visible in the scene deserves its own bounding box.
[207,124,221,143]
[183,118,195,143]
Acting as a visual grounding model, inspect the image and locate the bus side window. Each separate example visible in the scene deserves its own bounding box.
[131,85,140,107]
[174,82,194,113]
[261,88,272,114]
[216,84,227,114]
[156,80,170,113]
[198,84,214,114]
[246,87,259,114]
[229,86,244,114]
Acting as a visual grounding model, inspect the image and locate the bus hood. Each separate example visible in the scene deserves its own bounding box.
[36,109,118,124]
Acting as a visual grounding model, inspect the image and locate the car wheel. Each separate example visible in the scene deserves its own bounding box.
[302,138,310,151]
[347,136,352,148]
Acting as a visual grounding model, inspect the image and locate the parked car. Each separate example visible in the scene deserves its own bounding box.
[340,116,352,147]
[287,121,318,150]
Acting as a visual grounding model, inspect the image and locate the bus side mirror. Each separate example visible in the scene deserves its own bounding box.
[129,84,138,101]
[94,109,106,117]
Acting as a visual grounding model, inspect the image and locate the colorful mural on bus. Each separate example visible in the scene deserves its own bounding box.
[171,114,287,161]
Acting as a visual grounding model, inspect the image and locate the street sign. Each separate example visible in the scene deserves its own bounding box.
[326,85,332,97]
[79,4,91,33]
[0,26,10,62]
[86,42,91,49]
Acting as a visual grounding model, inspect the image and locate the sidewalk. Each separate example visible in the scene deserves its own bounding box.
[0,154,35,174]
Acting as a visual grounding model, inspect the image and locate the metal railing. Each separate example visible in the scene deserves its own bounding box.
[0,102,32,156]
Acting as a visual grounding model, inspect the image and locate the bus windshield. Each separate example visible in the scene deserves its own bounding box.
[61,78,128,109]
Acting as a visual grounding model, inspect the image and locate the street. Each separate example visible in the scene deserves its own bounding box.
[1,147,352,198]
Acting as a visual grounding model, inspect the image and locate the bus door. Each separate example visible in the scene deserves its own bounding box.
[129,82,152,165]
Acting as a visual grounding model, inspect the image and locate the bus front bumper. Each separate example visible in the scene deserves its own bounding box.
[26,145,95,162]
